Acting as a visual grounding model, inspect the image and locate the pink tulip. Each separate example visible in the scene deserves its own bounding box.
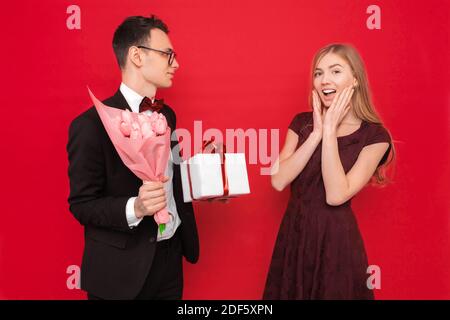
[148,112,159,123]
[130,122,141,140]
[154,117,168,135]
[130,130,139,140]
[154,209,170,224]
[141,122,155,139]
[121,109,132,124]
[119,121,131,137]
[137,114,149,127]
[131,121,140,130]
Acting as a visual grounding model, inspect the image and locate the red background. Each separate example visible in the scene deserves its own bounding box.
[0,0,449,299]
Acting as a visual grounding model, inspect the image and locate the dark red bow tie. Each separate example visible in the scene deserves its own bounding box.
[139,96,164,113]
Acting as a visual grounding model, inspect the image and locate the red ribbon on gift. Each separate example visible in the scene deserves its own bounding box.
[185,137,230,201]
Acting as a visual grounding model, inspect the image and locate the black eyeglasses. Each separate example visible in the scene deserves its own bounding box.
[137,45,177,66]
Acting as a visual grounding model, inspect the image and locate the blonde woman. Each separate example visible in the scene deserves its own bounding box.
[263,44,394,299]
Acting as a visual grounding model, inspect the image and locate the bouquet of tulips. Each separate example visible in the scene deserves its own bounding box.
[88,88,171,234]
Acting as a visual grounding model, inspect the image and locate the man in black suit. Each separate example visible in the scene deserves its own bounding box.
[67,15,199,300]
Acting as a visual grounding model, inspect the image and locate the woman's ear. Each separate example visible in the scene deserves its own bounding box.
[353,78,358,88]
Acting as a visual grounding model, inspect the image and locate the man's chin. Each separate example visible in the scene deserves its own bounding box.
[158,81,173,89]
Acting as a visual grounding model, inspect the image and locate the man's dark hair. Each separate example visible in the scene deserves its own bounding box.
[112,15,169,69]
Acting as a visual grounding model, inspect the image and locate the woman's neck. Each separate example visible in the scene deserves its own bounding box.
[340,107,361,125]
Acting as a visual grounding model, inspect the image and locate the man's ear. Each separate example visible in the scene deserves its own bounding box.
[128,46,143,68]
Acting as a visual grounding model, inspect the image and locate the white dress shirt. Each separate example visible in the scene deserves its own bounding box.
[120,82,181,241]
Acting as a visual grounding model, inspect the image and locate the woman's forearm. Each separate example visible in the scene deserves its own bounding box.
[321,130,349,205]
[272,132,322,191]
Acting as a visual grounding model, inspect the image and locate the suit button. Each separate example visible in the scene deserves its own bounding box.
[149,237,155,243]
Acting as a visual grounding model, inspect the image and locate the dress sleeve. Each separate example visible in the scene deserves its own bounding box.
[364,124,392,167]
[288,112,312,145]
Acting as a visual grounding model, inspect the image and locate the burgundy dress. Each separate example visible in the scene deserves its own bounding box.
[263,112,391,300]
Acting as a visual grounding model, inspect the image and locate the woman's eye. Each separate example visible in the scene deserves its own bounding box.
[332,70,341,74]
[314,72,321,77]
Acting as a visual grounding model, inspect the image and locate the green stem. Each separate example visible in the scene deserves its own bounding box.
[159,223,166,235]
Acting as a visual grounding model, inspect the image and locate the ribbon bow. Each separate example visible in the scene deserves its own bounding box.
[139,96,164,113]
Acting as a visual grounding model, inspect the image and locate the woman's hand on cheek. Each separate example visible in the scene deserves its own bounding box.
[312,90,324,139]
[323,86,354,135]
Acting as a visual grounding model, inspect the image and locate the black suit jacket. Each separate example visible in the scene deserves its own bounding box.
[67,89,199,299]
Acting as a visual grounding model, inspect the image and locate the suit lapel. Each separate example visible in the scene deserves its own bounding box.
[104,89,132,112]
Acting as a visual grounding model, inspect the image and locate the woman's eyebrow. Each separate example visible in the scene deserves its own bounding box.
[315,64,343,71]
[328,64,343,69]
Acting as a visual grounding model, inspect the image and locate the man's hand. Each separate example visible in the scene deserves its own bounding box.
[134,176,169,219]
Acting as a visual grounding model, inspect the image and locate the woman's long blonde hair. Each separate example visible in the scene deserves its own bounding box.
[309,43,395,185]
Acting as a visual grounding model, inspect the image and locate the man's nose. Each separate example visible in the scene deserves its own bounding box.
[172,57,180,69]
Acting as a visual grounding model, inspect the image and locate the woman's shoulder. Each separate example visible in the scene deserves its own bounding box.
[292,111,313,122]
[288,111,313,135]
[362,121,392,146]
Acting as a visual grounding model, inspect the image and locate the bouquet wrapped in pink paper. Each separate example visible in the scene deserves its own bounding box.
[88,88,171,234]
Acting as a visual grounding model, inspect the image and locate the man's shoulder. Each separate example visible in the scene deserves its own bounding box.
[70,93,118,128]
[161,103,176,126]
[162,103,175,114]
[70,106,100,131]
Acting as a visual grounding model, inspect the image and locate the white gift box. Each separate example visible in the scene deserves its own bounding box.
[180,153,250,203]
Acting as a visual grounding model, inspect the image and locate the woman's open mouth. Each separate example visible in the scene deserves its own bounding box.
[322,89,336,100]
